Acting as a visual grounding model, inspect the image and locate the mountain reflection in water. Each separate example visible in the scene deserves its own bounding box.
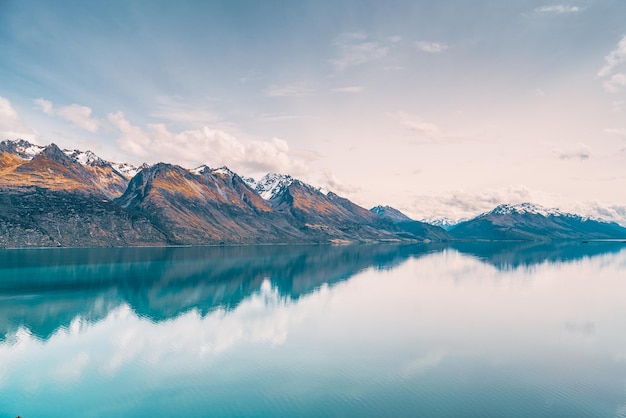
[2,242,626,418]
[0,241,624,342]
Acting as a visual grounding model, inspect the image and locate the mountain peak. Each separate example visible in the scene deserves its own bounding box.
[63,149,108,167]
[255,173,295,200]
[370,205,413,223]
[0,138,45,159]
[421,216,466,231]
[488,203,563,217]
[212,166,235,177]
[191,164,211,175]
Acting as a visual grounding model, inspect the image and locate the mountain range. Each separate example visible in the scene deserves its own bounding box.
[1,139,625,247]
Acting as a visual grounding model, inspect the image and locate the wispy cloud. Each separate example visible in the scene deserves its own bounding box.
[605,128,626,138]
[602,73,626,93]
[535,5,581,14]
[108,112,312,175]
[264,82,314,98]
[321,171,361,196]
[597,35,626,92]
[554,142,591,160]
[34,98,100,132]
[415,41,448,53]
[331,32,388,71]
[150,96,220,124]
[389,111,457,142]
[0,96,39,141]
[406,185,539,220]
[332,86,363,93]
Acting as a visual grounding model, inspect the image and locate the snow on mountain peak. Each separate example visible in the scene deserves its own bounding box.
[111,162,147,179]
[1,139,45,159]
[255,173,294,200]
[191,165,211,175]
[489,203,563,217]
[421,216,466,231]
[63,149,106,166]
[212,166,235,177]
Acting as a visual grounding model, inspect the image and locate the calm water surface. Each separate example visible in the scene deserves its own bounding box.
[1,242,626,417]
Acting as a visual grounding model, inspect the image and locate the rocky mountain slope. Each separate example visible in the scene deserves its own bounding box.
[449,203,626,241]
[369,204,452,241]
[1,139,624,247]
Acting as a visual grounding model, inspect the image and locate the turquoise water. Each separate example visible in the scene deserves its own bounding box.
[1,242,626,417]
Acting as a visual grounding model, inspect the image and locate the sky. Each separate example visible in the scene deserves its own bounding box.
[1,0,626,224]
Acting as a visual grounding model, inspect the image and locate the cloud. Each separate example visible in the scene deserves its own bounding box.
[320,171,361,196]
[405,185,541,221]
[34,98,53,114]
[264,82,314,98]
[331,32,388,71]
[597,36,626,92]
[150,96,220,124]
[332,86,363,93]
[108,112,312,175]
[554,142,592,160]
[0,96,39,141]
[604,128,626,138]
[389,111,457,142]
[34,98,100,132]
[535,5,581,14]
[602,73,626,93]
[415,41,448,53]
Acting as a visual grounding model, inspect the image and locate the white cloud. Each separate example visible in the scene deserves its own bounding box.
[405,186,543,221]
[108,112,312,175]
[602,73,626,93]
[597,35,626,79]
[34,98,100,132]
[332,86,363,93]
[0,96,39,141]
[604,128,626,138]
[56,104,99,132]
[389,111,457,142]
[415,41,449,53]
[331,33,388,71]
[150,96,220,124]
[264,82,314,98]
[34,98,53,114]
[554,142,592,160]
[320,171,361,196]
[535,5,581,14]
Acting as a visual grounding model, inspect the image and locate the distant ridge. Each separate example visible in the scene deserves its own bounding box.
[0,139,625,247]
[449,203,626,241]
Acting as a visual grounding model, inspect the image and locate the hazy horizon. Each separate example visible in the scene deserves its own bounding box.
[1,0,625,223]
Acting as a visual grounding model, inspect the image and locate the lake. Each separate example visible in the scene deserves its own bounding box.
[1,242,626,417]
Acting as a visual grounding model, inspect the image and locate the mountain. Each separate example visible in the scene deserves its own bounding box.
[450,203,626,241]
[369,204,451,241]
[0,140,166,247]
[370,205,413,222]
[421,216,465,231]
[116,164,308,245]
[254,174,415,242]
[0,139,141,198]
[2,139,625,247]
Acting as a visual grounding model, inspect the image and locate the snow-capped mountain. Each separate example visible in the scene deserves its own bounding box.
[63,149,107,166]
[450,202,626,241]
[1,139,625,247]
[254,173,295,200]
[370,205,413,223]
[111,162,147,179]
[0,138,45,159]
[421,216,466,231]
